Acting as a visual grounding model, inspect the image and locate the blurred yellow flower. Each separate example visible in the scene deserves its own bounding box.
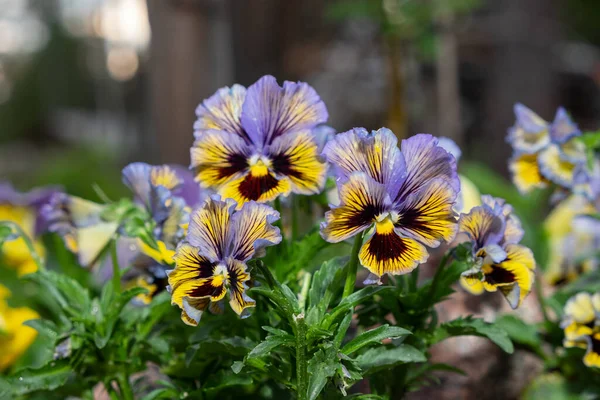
[0,204,45,276]
[0,285,39,371]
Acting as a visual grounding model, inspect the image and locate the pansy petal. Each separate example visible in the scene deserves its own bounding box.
[269,130,327,195]
[169,242,216,293]
[122,163,152,205]
[227,201,281,261]
[241,75,328,148]
[219,170,292,207]
[226,258,255,317]
[460,273,485,295]
[194,84,248,140]
[320,173,390,243]
[186,198,235,261]
[77,222,119,267]
[150,165,182,190]
[181,296,210,326]
[359,225,428,277]
[459,205,505,250]
[509,153,548,194]
[322,128,406,197]
[564,292,596,325]
[395,134,459,204]
[550,107,580,144]
[484,244,535,308]
[481,195,524,245]
[506,103,550,153]
[583,334,600,368]
[190,130,251,189]
[538,144,579,188]
[394,178,458,247]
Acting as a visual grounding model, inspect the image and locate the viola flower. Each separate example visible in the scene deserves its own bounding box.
[320,128,459,282]
[561,292,600,368]
[0,183,57,275]
[191,75,328,208]
[459,195,535,309]
[168,196,281,326]
[0,284,39,371]
[507,104,586,194]
[41,193,119,268]
[544,195,599,285]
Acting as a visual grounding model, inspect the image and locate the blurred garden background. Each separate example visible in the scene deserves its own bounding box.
[2,0,600,398]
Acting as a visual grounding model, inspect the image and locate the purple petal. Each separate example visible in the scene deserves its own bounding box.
[0,182,61,235]
[168,164,209,208]
[459,205,505,250]
[550,107,580,144]
[437,137,462,162]
[506,104,550,154]
[394,134,459,204]
[122,162,152,206]
[322,127,406,199]
[194,84,249,141]
[241,75,328,149]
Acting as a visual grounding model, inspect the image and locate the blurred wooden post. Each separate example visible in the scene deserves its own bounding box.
[146,0,228,164]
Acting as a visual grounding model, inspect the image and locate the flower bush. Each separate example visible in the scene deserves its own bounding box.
[1,77,600,399]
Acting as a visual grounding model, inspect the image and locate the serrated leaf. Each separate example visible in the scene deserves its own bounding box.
[23,319,59,341]
[8,360,73,395]
[25,270,90,316]
[94,287,147,348]
[262,326,293,338]
[430,317,514,353]
[247,335,295,360]
[342,325,411,355]
[277,230,332,279]
[307,345,339,400]
[355,344,426,373]
[309,257,348,310]
[202,370,252,395]
[140,388,179,400]
[333,310,353,349]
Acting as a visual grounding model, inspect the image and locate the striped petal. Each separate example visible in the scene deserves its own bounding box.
[506,103,550,153]
[227,201,281,261]
[459,205,505,250]
[226,258,255,317]
[359,219,428,277]
[538,144,579,188]
[320,173,390,243]
[394,179,458,247]
[218,169,292,208]
[550,107,580,144]
[190,130,251,189]
[268,130,327,195]
[241,75,328,149]
[509,153,548,194]
[186,197,235,261]
[322,127,406,197]
[482,244,535,309]
[481,195,524,245]
[193,84,248,141]
[395,134,459,204]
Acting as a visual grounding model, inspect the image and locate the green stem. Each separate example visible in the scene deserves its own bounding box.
[534,271,551,325]
[295,313,308,400]
[291,195,300,242]
[116,370,134,400]
[2,221,44,271]
[343,234,363,298]
[409,267,419,291]
[427,250,452,305]
[111,239,121,294]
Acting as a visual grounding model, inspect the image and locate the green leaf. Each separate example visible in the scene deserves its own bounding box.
[405,362,466,391]
[308,257,348,310]
[276,229,332,279]
[495,314,541,348]
[333,310,353,349]
[202,370,253,395]
[23,319,59,342]
[324,286,393,328]
[25,270,90,317]
[0,224,14,246]
[307,345,339,400]
[8,360,73,395]
[430,316,514,353]
[523,373,581,400]
[355,344,426,373]
[579,131,600,149]
[94,287,147,348]
[140,388,180,400]
[247,335,295,360]
[342,325,411,355]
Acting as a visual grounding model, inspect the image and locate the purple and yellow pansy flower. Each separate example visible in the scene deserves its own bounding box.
[0,183,57,275]
[507,104,586,194]
[167,196,281,326]
[320,128,459,282]
[459,195,535,309]
[561,292,600,368]
[190,75,328,208]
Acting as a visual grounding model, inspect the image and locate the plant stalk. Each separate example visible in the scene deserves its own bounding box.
[427,250,452,306]
[116,370,134,400]
[295,313,308,400]
[343,234,363,298]
[111,239,121,294]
